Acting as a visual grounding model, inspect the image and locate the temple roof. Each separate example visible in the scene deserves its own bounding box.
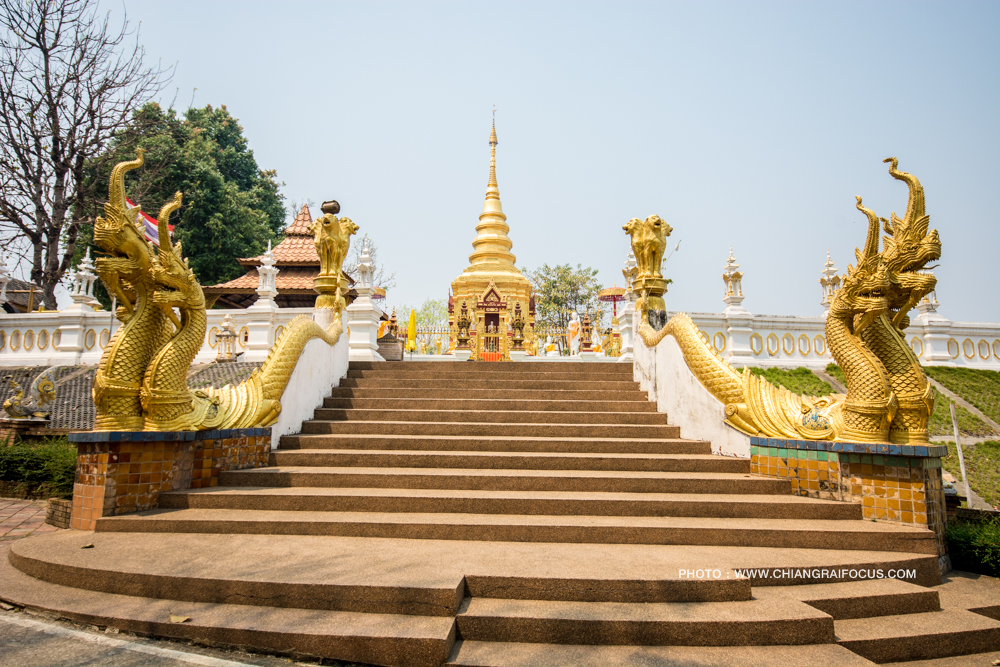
[238,205,319,268]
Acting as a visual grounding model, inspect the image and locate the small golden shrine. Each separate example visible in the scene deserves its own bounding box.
[449,120,534,360]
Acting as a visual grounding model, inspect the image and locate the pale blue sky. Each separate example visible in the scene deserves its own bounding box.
[118,1,998,321]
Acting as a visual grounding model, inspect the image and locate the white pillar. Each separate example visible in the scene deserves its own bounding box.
[722,248,755,367]
[242,242,280,363]
[618,249,638,363]
[346,238,385,362]
[913,292,953,366]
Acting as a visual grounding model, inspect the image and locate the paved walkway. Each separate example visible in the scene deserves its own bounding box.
[0,499,61,542]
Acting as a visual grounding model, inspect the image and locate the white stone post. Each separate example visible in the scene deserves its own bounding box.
[0,254,11,312]
[819,250,840,319]
[346,238,385,362]
[52,249,103,364]
[722,247,755,367]
[913,291,954,366]
[242,242,280,363]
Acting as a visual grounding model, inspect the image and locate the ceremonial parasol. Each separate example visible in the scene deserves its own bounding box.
[372,286,386,301]
[598,285,626,318]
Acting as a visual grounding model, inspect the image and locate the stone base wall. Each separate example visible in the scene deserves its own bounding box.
[750,437,949,564]
[45,498,73,529]
[68,428,270,531]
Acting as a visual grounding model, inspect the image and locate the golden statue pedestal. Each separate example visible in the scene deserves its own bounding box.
[313,275,341,310]
[633,276,671,330]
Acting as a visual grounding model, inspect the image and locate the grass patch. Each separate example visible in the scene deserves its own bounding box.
[0,437,76,499]
[826,363,847,388]
[924,366,1000,425]
[942,440,1000,510]
[930,394,998,438]
[750,367,833,396]
[947,516,1000,577]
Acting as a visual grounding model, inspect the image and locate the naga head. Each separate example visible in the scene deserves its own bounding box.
[150,192,205,312]
[880,158,941,329]
[830,196,890,331]
[93,149,154,281]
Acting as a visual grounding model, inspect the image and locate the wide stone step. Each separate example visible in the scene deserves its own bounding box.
[268,450,748,473]
[835,609,1000,663]
[311,408,670,424]
[11,533,771,606]
[95,509,938,553]
[0,543,455,667]
[455,596,835,646]
[218,467,791,494]
[341,378,641,390]
[329,387,650,401]
[279,434,711,455]
[754,580,940,620]
[446,641,878,666]
[348,361,634,376]
[158,487,863,520]
[322,397,658,413]
[300,420,682,439]
[346,370,632,381]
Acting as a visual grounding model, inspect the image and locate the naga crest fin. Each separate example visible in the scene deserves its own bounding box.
[855,196,881,262]
[883,157,925,236]
[109,148,145,213]
[157,192,182,256]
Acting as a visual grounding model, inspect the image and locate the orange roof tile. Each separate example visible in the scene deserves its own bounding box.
[239,204,319,267]
[205,266,321,293]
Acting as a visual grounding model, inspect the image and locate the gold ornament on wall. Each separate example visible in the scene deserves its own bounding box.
[636,159,939,445]
[91,151,347,431]
[623,215,673,331]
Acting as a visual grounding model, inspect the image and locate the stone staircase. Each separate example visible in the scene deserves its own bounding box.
[2,360,999,666]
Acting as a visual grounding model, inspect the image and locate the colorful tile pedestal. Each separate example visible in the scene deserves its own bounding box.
[750,437,949,564]
[68,428,271,531]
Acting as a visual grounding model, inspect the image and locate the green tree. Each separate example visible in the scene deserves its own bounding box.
[398,298,448,329]
[522,263,605,330]
[76,102,284,296]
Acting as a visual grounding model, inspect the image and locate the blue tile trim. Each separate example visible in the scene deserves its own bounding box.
[69,427,271,443]
[730,436,945,458]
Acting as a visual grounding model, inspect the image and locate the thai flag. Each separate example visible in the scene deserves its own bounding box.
[125,198,174,247]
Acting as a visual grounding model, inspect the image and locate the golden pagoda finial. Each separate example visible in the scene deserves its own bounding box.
[488,111,499,188]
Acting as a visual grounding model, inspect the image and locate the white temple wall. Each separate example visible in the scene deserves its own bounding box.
[269,332,349,447]
[633,330,751,458]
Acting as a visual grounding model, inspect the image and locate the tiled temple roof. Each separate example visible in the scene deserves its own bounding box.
[238,205,318,268]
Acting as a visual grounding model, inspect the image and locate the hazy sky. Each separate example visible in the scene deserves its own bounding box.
[107,1,998,321]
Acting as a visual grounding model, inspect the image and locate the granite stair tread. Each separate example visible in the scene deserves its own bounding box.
[279,433,710,454]
[94,508,938,553]
[157,486,861,519]
[321,397,660,412]
[445,640,879,666]
[456,595,835,645]
[835,609,1000,663]
[755,579,941,619]
[269,449,748,472]
[311,408,671,424]
[300,420,682,438]
[329,387,650,399]
[0,544,456,667]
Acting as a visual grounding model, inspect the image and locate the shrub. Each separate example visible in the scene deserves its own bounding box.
[0,437,76,499]
[947,516,1000,577]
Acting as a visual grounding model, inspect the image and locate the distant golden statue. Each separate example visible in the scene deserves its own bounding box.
[311,213,341,277]
[623,215,672,279]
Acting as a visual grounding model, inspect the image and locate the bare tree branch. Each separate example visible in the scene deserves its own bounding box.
[0,0,171,308]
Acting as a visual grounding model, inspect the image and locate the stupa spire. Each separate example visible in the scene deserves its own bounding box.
[465,115,516,270]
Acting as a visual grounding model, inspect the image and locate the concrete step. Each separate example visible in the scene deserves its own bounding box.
[346,370,634,381]
[446,640,878,666]
[755,579,940,619]
[340,377,641,390]
[217,467,792,494]
[268,450,749,473]
[0,544,456,667]
[10,532,765,606]
[279,434,711,455]
[455,595,835,646]
[311,408,670,424]
[322,397,659,413]
[157,487,863,520]
[95,510,938,553]
[349,361,635,374]
[836,609,1000,663]
[329,387,650,401]
[299,420,682,439]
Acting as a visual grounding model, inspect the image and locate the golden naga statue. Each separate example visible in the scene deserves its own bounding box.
[92,151,346,431]
[630,159,940,444]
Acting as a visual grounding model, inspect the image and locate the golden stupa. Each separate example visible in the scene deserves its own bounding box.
[449,119,534,360]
